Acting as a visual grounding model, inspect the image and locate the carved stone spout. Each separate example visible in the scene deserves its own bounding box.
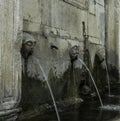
[69,45,79,62]
[21,32,37,76]
[96,48,106,69]
[21,33,36,60]
[21,32,45,81]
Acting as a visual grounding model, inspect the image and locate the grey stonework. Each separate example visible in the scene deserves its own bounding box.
[0,0,120,120]
[0,0,22,119]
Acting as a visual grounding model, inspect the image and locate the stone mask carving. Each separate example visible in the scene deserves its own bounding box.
[69,45,79,62]
[21,33,45,81]
[21,33,36,59]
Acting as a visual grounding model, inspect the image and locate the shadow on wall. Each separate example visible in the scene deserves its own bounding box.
[107,49,119,82]
[92,54,107,90]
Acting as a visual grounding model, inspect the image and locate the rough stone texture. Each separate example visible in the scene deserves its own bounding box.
[107,0,117,66]
[22,0,105,65]
[1,0,120,119]
[0,0,22,113]
[106,0,120,81]
[20,0,107,114]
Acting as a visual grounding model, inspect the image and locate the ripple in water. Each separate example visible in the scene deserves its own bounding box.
[100,105,120,111]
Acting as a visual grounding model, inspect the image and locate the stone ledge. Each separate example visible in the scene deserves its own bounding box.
[0,108,21,117]
[63,0,88,10]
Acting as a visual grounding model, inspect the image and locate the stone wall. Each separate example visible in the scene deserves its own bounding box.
[1,0,120,119]
[0,0,22,117]
[106,0,120,81]
[20,0,106,113]
[22,0,105,74]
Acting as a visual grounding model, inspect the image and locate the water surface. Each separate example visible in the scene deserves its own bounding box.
[19,83,120,121]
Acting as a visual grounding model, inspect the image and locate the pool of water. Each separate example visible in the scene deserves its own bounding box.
[19,83,120,121]
[20,98,119,121]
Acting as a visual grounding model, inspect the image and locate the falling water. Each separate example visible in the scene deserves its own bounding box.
[78,58,104,107]
[105,62,111,96]
[38,63,61,121]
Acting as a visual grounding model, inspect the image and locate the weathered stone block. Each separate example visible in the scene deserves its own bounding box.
[22,0,41,23]
[0,0,22,112]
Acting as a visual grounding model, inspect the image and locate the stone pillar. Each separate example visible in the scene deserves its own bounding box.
[0,0,22,118]
[106,0,120,81]
[116,0,120,81]
[114,0,120,81]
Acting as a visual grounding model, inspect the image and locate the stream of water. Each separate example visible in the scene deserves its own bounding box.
[38,63,61,121]
[35,58,103,121]
[105,62,111,96]
[18,59,120,121]
[78,58,104,107]
[20,93,120,121]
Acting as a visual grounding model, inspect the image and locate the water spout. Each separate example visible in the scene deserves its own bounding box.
[21,33,60,121]
[105,62,111,96]
[37,63,61,121]
[78,58,104,107]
